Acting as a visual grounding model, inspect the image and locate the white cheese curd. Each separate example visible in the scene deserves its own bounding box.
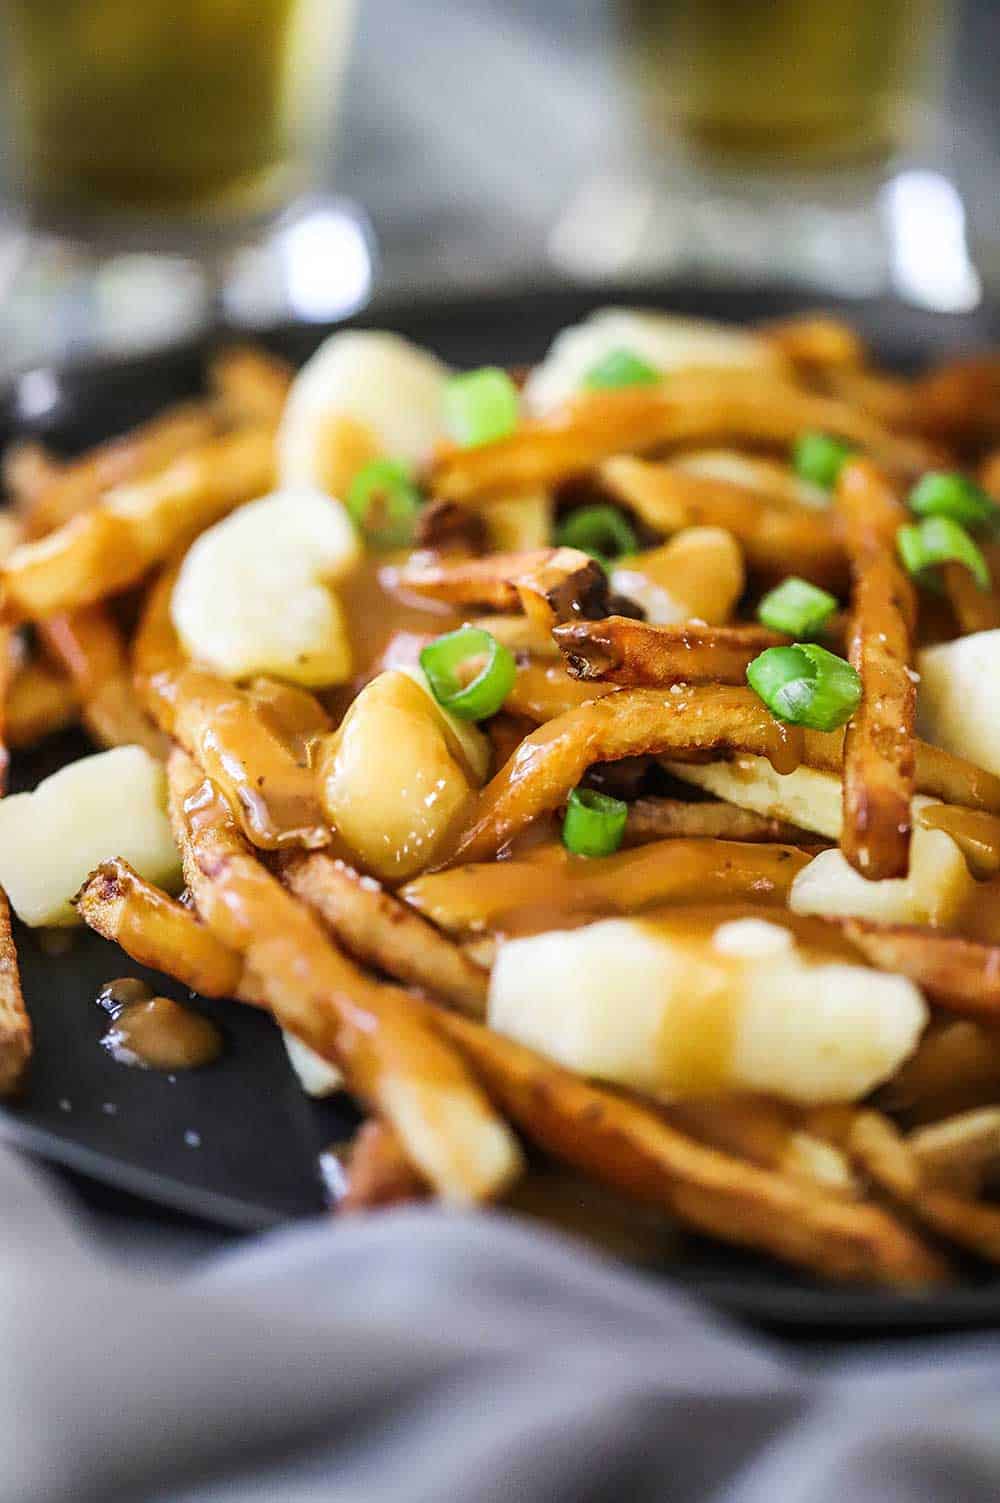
[523,309,787,415]
[278,330,452,496]
[171,488,359,687]
[282,1032,344,1097]
[918,630,1000,778]
[489,917,927,1106]
[0,746,181,927]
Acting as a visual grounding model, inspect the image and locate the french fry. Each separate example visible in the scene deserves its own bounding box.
[39,605,167,756]
[209,345,294,427]
[849,1110,1000,1265]
[76,859,247,1001]
[909,355,1000,448]
[1,425,275,621]
[0,890,31,1095]
[760,314,867,376]
[429,1007,944,1285]
[834,459,917,880]
[504,660,611,723]
[6,660,79,748]
[166,748,522,1203]
[469,613,561,659]
[389,546,607,625]
[430,371,934,503]
[17,404,218,537]
[909,1109,1000,1197]
[453,685,806,863]
[623,796,812,847]
[335,1119,428,1213]
[279,850,489,1017]
[402,837,810,937]
[0,625,13,792]
[134,570,330,850]
[3,441,62,510]
[662,1096,857,1196]
[555,616,784,686]
[837,920,1000,1024]
[943,560,1000,636]
[879,1019,1000,1126]
[601,456,848,588]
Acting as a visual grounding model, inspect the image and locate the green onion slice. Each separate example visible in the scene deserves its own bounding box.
[897,516,991,592]
[562,786,628,857]
[908,471,1000,534]
[443,367,520,448]
[792,431,856,490]
[555,504,638,567]
[419,626,516,721]
[347,459,422,549]
[583,347,660,391]
[746,643,861,732]
[757,577,838,638]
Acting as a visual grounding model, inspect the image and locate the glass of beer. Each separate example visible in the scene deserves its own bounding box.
[0,0,366,368]
[551,0,976,309]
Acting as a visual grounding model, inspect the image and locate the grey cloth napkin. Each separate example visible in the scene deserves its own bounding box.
[3,1145,1000,1503]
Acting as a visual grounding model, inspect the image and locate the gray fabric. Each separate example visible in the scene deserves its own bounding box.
[2,1145,1000,1503]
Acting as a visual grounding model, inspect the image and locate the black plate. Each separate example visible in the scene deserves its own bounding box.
[4,282,1000,1332]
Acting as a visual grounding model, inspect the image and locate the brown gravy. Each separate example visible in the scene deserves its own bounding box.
[919,804,1000,881]
[97,979,223,1071]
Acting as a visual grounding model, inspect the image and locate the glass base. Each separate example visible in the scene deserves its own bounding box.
[0,194,377,375]
[548,160,981,314]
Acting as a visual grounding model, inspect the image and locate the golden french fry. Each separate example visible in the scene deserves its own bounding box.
[554,616,784,687]
[910,355,1000,448]
[794,729,1000,818]
[879,1019,1000,1126]
[39,605,167,757]
[389,546,607,625]
[503,660,611,723]
[6,660,79,748]
[402,837,810,937]
[279,850,489,1017]
[469,613,561,660]
[76,859,247,1000]
[662,1097,857,1196]
[760,314,867,375]
[849,1110,1000,1265]
[454,685,805,863]
[134,570,330,850]
[909,1109,1000,1197]
[17,404,219,538]
[335,1119,428,1213]
[837,920,1000,1024]
[834,460,917,881]
[0,890,30,1095]
[166,748,522,1203]
[1,425,275,621]
[209,345,294,427]
[601,456,848,589]
[942,560,1000,636]
[430,371,933,503]
[3,441,62,509]
[429,1007,945,1285]
[623,796,812,847]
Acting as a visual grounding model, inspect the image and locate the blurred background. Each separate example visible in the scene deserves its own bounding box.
[0,0,997,369]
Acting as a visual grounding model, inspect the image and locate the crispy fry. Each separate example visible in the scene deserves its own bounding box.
[454,685,805,863]
[279,850,489,1017]
[390,546,607,626]
[430,372,933,503]
[1,425,275,621]
[39,605,166,756]
[166,748,522,1202]
[624,796,812,847]
[134,570,330,850]
[943,560,1000,635]
[75,858,247,1001]
[504,660,611,722]
[601,456,848,588]
[910,355,1000,448]
[798,727,1000,816]
[336,1119,428,1213]
[402,838,810,937]
[0,625,13,793]
[879,1019,1000,1126]
[760,314,867,376]
[3,441,61,509]
[662,1097,857,1196]
[429,1007,944,1285]
[834,459,917,880]
[555,616,784,686]
[0,890,30,1096]
[850,1110,1000,1265]
[909,1109,1000,1197]
[838,920,1000,1023]
[17,404,218,537]
[209,345,293,427]
[469,613,561,659]
[6,659,79,748]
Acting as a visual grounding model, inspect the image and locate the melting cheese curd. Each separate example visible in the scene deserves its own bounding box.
[523,308,787,415]
[171,488,360,687]
[918,630,1000,779]
[319,669,489,882]
[278,330,452,497]
[489,917,927,1105]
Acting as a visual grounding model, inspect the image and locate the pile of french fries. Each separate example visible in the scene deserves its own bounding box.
[5,315,1000,1290]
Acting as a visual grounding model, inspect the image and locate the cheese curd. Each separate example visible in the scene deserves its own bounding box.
[918,630,1000,778]
[171,488,359,687]
[278,330,451,497]
[0,746,181,927]
[610,526,744,626]
[489,917,926,1105]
